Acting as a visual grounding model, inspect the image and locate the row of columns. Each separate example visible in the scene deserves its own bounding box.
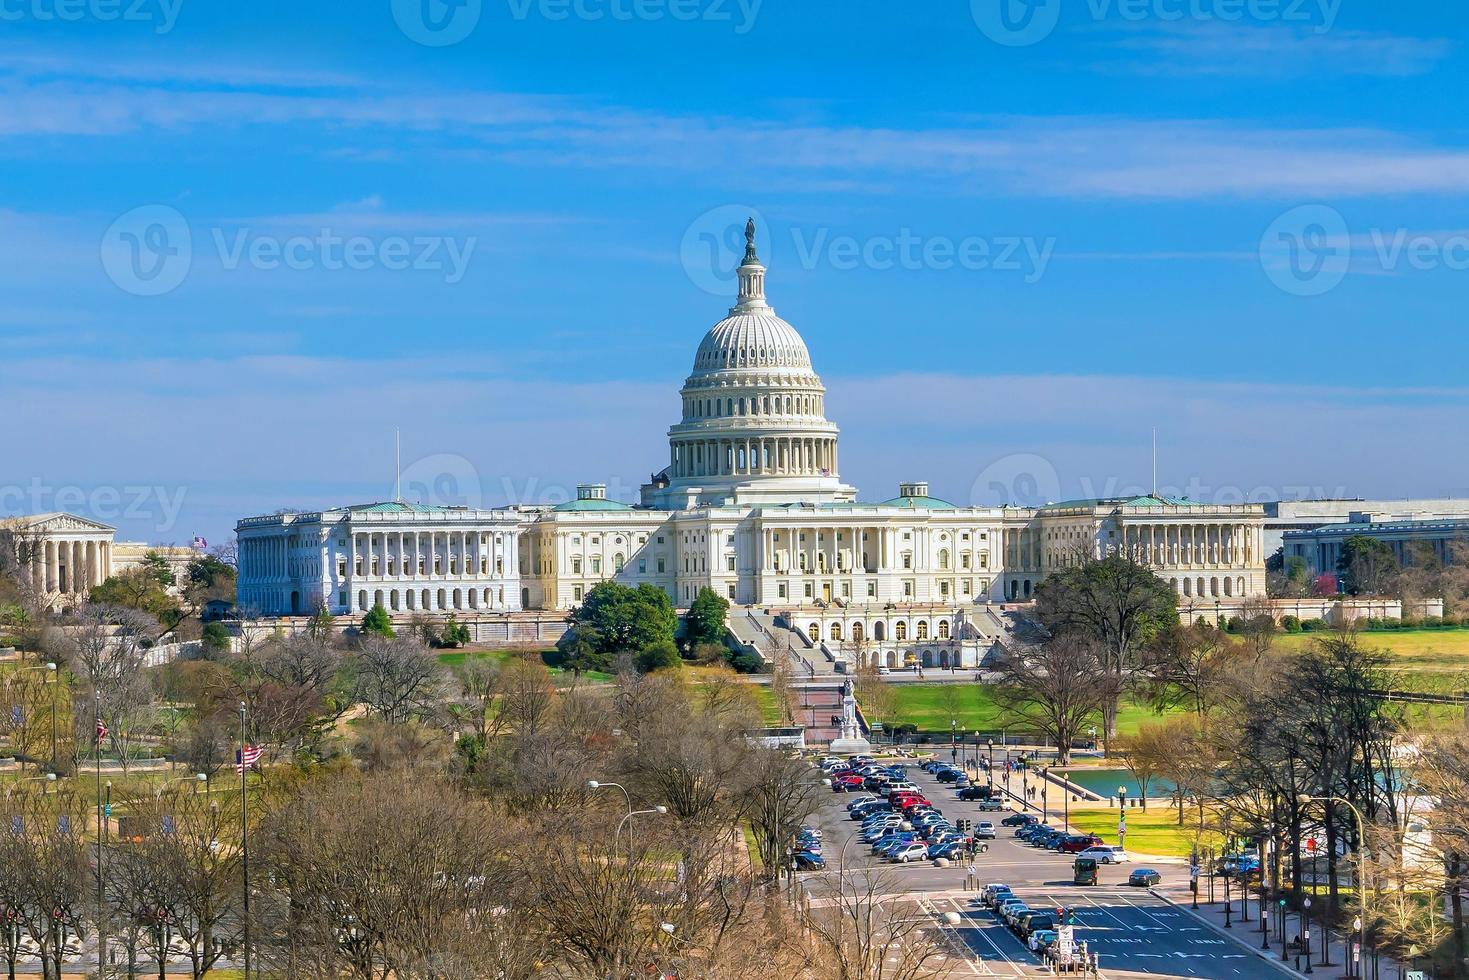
[239,535,290,580]
[670,435,837,480]
[1122,522,1259,567]
[29,538,110,594]
[352,530,512,581]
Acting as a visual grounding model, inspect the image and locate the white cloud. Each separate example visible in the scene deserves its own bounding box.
[3,51,1469,200]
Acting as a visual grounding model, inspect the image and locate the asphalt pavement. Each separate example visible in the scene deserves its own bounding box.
[802,761,1297,980]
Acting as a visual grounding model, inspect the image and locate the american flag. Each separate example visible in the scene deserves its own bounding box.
[235,744,263,773]
[95,718,108,743]
[192,536,208,549]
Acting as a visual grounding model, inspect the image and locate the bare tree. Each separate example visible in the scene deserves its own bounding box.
[991,638,1116,764]
[351,636,448,725]
[804,867,950,980]
[741,746,823,879]
[1138,622,1250,716]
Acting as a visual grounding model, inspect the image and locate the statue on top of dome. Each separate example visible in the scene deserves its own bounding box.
[743,216,759,265]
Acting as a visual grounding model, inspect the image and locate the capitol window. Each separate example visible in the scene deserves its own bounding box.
[572,557,583,575]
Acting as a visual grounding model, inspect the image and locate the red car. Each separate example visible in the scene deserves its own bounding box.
[1058,834,1105,853]
[890,791,927,805]
[833,775,865,792]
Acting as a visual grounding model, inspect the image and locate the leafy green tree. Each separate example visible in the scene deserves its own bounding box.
[361,603,395,638]
[142,550,175,586]
[556,623,612,675]
[1338,535,1400,596]
[637,638,682,673]
[1033,553,1177,740]
[441,614,470,648]
[684,588,729,650]
[306,604,336,641]
[90,566,183,629]
[201,621,231,653]
[565,582,676,655]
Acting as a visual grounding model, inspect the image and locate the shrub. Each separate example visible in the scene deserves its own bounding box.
[729,651,764,674]
[1280,615,1301,633]
[637,638,682,673]
[1300,618,1328,632]
[440,614,470,648]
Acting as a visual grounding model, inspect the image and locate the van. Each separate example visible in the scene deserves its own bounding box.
[1073,857,1099,886]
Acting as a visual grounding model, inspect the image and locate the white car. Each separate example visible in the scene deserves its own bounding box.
[1079,845,1128,864]
[890,842,929,863]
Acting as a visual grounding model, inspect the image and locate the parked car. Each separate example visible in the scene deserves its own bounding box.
[1016,911,1056,939]
[957,785,993,801]
[1057,834,1102,853]
[890,842,931,863]
[981,884,1013,908]
[974,821,997,840]
[1079,845,1128,864]
[1129,867,1162,887]
[927,840,966,860]
[978,797,1006,812]
[833,775,865,791]
[794,850,825,870]
[1001,813,1038,827]
[935,768,964,783]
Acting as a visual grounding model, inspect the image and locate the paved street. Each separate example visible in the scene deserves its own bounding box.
[803,762,1294,979]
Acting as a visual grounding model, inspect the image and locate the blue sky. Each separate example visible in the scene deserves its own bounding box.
[3,0,1469,543]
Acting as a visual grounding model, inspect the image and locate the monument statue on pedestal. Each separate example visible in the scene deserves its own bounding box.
[830,677,872,755]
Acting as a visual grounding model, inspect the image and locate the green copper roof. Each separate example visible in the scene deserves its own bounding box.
[347,502,456,513]
[875,494,958,510]
[552,498,635,512]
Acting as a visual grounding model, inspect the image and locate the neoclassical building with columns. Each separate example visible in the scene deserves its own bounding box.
[232,221,1266,664]
[0,512,116,598]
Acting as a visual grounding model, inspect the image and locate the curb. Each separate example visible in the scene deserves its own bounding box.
[1150,888,1309,979]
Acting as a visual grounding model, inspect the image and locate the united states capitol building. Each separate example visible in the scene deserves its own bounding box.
[235,223,1267,667]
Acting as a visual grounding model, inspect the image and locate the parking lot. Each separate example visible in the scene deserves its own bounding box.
[803,758,1290,979]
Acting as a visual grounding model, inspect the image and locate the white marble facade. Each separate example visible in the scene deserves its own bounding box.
[234,221,1267,623]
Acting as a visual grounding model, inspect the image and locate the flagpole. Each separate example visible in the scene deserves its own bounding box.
[239,700,250,980]
[95,691,105,979]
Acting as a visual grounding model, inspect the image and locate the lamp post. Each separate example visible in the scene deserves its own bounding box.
[1224,866,1232,928]
[1351,916,1362,978]
[1302,795,1368,980]
[588,780,666,861]
[1303,896,1313,974]
[1039,767,1048,822]
[986,739,994,791]
[47,661,57,769]
[949,719,957,766]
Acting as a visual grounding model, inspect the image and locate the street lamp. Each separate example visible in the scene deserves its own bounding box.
[985,738,995,791]
[46,661,57,769]
[1039,767,1048,822]
[949,719,957,766]
[1351,916,1362,978]
[588,780,666,861]
[1303,896,1314,974]
[1302,794,1368,977]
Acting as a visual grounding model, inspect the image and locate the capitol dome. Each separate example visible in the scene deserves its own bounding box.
[645,218,855,510]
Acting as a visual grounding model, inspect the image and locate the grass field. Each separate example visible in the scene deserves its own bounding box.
[882,683,1175,737]
[435,648,615,684]
[1275,628,1469,686]
[1065,806,1222,858]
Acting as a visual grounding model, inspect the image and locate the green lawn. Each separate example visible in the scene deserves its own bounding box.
[749,685,784,726]
[1275,628,1469,679]
[435,648,614,684]
[881,683,1178,737]
[1066,806,1222,858]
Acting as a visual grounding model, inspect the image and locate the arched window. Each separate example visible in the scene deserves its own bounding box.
[895,621,908,641]
[831,623,843,641]
[852,622,865,642]
[938,549,950,570]
[613,553,625,572]
[937,620,950,640]
[874,621,886,641]
[916,621,929,640]
[808,623,820,642]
